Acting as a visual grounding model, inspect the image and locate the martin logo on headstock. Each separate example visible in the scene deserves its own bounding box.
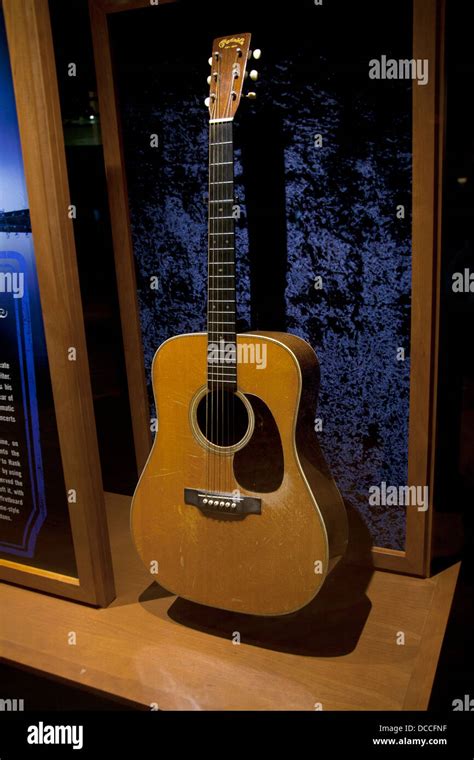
[205,33,260,122]
[218,37,246,49]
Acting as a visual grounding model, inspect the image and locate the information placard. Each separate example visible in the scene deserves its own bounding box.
[0,0,114,604]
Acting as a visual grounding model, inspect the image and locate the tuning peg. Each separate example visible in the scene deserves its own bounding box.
[207,75,212,85]
[208,57,213,66]
[246,92,257,100]
[252,49,262,60]
[249,70,259,82]
[205,97,211,107]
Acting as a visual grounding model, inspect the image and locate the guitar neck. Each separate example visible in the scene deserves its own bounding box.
[207,120,237,391]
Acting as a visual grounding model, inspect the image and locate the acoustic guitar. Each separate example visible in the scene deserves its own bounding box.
[131,33,348,616]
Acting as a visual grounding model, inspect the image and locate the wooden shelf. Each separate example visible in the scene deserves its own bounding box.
[0,493,459,710]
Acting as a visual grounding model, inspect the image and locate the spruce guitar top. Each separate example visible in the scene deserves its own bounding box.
[131,33,348,616]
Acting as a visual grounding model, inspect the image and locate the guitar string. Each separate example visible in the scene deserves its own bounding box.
[230,117,235,498]
[213,98,218,494]
[225,75,235,497]
[217,111,221,494]
[217,51,224,495]
[228,118,233,496]
[206,118,211,496]
[219,63,225,496]
[206,118,209,495]
[226,119,235,493]
[217,62,229,493]
[220,69,231,496]
[207,51,240,498]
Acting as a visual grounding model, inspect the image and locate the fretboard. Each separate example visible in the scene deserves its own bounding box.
[207,120,237,391]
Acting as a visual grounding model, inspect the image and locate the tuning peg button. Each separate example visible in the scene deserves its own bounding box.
[249,70,259,82]
[208,57,213,66]
[252,49,262,60]
[246,92,257,100]
[207,76,211,85]
[205,97,211,107]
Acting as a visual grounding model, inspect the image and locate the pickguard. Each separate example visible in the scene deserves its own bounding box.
[233,394,284,492]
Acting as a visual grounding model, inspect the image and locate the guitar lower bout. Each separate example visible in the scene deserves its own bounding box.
[131,331,348,616]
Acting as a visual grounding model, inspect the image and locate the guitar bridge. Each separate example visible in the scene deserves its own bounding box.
[184,488,261,519]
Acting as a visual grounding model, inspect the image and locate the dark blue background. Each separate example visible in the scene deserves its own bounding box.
[111,0,412,550]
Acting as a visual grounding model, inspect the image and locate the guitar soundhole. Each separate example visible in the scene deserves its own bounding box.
[196,390,250,448]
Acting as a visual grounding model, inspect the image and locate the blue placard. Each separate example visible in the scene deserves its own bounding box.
[0,251,46,557]
[0,10,76,574]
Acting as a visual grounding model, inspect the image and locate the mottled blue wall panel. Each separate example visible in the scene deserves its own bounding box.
[110,0,412,550]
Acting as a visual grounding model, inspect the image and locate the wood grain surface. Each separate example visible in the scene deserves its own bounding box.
[0,492,459,710]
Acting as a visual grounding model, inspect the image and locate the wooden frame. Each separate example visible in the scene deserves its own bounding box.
[0,0,115,605]
[372,0,446,576]
[90,0,446,576]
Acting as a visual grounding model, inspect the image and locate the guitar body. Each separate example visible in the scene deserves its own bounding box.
[131,331,348,616]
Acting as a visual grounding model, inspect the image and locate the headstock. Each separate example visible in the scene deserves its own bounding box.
[205,34,260,122]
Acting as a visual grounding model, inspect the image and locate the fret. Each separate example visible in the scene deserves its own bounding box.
[210,232,234,235]
[210,161,233,166]
[209,199,234,203]
[209,216,234,221]
[209,180,233,185]
[210,141,233,146]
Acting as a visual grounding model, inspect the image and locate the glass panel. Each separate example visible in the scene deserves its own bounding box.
[0,11,77,576]
[110,0,412,550]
